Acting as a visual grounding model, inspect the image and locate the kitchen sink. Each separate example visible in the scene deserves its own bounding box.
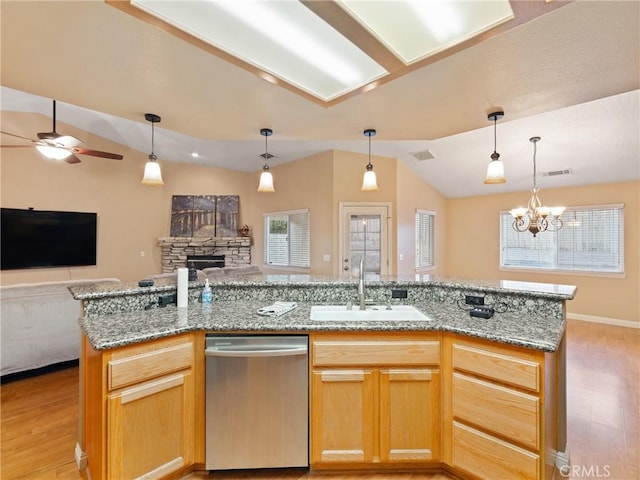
[310,305,432,322]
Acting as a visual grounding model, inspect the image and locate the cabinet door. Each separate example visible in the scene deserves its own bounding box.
[311,369,375,464]
[380,368,440,462]
[107,370,194,479]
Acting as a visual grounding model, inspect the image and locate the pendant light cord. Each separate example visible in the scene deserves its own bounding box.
[493,116,497,155]
[151,121,155,156]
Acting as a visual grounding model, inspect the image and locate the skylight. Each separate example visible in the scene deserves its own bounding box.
[123,0,514,104]
[337,0,514,64]
[131,0,388,102]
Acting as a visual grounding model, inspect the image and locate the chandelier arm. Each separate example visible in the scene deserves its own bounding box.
[512,217,528,232]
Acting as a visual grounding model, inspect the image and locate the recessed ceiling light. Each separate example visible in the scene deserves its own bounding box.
[191,152,200,158]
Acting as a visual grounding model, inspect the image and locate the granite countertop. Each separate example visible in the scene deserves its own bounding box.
[80,299,566,353]
[69,274,577,301]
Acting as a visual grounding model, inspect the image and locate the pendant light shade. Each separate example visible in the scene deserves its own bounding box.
[484,111,506,184]
[257,128,275,193]
[258,166,275,192]
[361,128,378,191]
[141,113,164,186]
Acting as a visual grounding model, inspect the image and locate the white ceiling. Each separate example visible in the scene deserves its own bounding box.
[1,1,639,198]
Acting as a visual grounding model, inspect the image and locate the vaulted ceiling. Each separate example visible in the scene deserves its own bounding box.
[1,1,638,198]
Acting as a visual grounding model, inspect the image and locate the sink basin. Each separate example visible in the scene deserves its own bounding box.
[310,305,432,322]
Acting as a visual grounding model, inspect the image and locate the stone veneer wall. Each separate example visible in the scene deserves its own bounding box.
[158,237,251,273]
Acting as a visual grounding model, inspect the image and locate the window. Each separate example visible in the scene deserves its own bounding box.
[415,210,435,270]
[264,209,310,268]
[500,204,624,274]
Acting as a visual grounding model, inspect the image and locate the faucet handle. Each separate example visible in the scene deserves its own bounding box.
[346,301,353,310]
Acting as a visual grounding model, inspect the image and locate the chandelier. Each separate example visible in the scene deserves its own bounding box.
[509,136,565,237]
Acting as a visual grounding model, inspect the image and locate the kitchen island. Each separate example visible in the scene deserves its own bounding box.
[71,274,575,480]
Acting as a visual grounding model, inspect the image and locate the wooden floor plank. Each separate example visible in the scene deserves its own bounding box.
[1,320,638,480]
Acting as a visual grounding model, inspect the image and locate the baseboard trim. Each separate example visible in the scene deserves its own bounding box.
[1,359,79,384]
[75,442,87,471]
[554,449,571,479]
[567,313,639,329]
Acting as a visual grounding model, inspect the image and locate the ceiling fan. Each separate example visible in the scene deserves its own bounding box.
[0,100,124,164]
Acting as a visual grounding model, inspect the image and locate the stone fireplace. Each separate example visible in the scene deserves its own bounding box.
[158,237,251,273]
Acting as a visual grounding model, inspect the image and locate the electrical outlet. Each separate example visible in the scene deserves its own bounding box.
[465,294,485,306]
[158,294,177,307]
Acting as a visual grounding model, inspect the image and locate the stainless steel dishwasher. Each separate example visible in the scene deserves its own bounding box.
[205,335,309,470]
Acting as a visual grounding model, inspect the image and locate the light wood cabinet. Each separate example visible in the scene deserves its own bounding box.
[310,333,440,468]
[82,332,203,480]
[443,334,558,480]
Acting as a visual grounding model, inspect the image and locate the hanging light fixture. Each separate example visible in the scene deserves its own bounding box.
[361,128,378,191]
[510,136,565,237]
[141,113,164,186]
[257,128,275,193]
[484,110,506,184]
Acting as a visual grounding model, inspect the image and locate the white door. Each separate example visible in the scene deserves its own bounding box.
[339,204,390,278]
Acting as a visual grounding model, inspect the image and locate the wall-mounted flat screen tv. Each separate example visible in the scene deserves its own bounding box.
[1,208,97,270]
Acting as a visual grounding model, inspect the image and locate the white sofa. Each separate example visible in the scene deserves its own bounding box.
[0,278,119,378]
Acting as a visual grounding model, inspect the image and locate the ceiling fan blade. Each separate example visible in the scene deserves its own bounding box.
[65,154,82,164]
[72,147,123,160]
[1,130,37,142]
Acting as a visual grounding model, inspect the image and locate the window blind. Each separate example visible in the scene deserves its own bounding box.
[500,204,624,274]
[415,210,435,269]
[264,210,310,268]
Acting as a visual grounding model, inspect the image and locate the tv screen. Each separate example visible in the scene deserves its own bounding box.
[1,208,97,270]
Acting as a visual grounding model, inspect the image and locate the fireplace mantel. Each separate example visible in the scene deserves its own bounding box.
[158,237,251,273]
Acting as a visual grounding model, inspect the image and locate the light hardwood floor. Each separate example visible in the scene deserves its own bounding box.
[1,320,638,480]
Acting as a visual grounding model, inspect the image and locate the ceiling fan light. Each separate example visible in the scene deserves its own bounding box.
[484,157,506,184]
[142,159,164,185]
[35,144,72,160]
[54,135,82,148]
[257,168,275,193]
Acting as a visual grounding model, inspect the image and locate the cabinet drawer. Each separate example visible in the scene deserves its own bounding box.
[108,342,194,390]
[313,340,440,367]
[453,373,539,450]
[452,421,539,480]
[452,343,540,392]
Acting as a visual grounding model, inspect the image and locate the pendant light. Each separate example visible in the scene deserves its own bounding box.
[257,128,275,193]
[361,128,378,191]
[484,110,506,184]
[141,113,164,186]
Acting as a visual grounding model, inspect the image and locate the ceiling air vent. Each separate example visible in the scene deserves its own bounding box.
[542,168,573,177]
[410,149,436,161]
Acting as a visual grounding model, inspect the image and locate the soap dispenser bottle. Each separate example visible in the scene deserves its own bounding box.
[202,278,213,304]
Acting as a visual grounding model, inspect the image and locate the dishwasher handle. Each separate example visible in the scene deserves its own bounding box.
[205,346,307,358]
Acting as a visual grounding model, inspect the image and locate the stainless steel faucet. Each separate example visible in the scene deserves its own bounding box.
[358,257,366,310]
